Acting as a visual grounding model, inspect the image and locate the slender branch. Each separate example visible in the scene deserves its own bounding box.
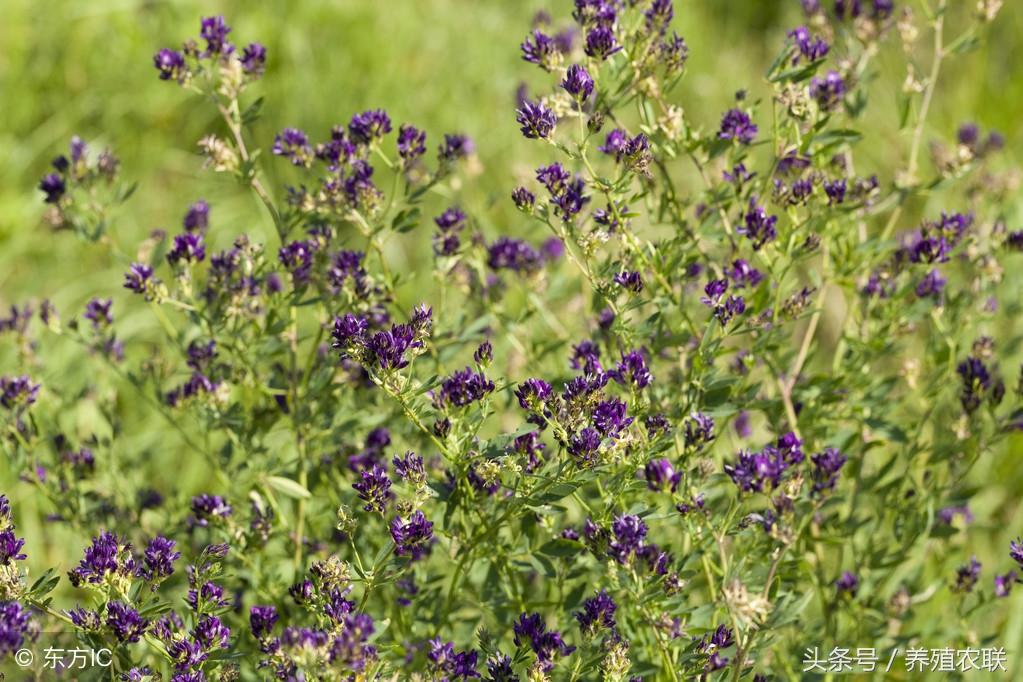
[880,0,946,242]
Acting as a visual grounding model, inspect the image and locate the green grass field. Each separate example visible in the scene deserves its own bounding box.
[2,1,1023,676]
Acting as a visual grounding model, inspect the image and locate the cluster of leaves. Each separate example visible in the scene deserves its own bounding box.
[2,2,1022,680]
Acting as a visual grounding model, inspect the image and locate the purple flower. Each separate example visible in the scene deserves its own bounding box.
[153,48,186,82]
[194,614,231,650]
[438,134,475,162]
[366,325,418,370]
[488,237,542,273]
[187,581,229,611]
[328,250,367,291]
[289,580,314,605]
[995,572,1017,598]
[474,341,494,366]
[512,187,536,211]
[437,367,495,408]
[702,278,728,306]
[515,378,553,415]
[521,30,560,70]
[575,589,617,636]
[332,313,369,350]
[516,100,557,139]
[167,638,207,671]
[392,451,426,487]
[824,178,847,204]
[513,431,547,472]
[250,605,278,639]
[915,269,946,300]
[699,624,734,671]
[645,0,674,33]
[168,233,206,264]
[787,26,829,63]
[349,109,392,145]
[644,458,681,492]
[614,270,643,293]
[330,613,378,671]
[0,602,31,655]
[957,356,998,414]
[39,173,65,203]
[199,16,232,56]
[278,239,318,285]
[183,199,210,233]
[811,447,847,493]
[953,557,981,593]
[592,397,632,438]
[937,505,973,526]
[740,198,778,250]
[718,109,757,144]
[186,340,217,372]
[683,413,715,448]
[107,601,148,643]
[725,433,803,492]
[570,340,602,374]
[390,510,434,560]
[141,536,180,581]
[513,612,575,672]
[68,531,130,586]
[568,427,602,465]
[600,129,628,157]
[676,494,706,517]
[429,639,480,679]
[0,376,39,410]
[190,494,233,527]
[1010,538,1023,569]
[835,571,859,597]
[353,465,393,513]
[585,26,621,60]
[151,611,183,641]
[272,128,313,167]
[728,259,763,288]
[83,298,113,329]
[562,64,594,100]
[574,1,617,26]
[67,606,101,631]
[240,42,267,75]
[397,124,427,164]
[0,529,26,565]
[609,514,647,563]
[810,71,847,111]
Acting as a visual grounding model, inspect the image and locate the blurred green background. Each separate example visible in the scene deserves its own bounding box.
[2,0,1023,667]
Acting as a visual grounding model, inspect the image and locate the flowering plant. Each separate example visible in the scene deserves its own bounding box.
[3,1,1022,680]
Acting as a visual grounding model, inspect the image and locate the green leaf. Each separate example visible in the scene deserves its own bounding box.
[241,97,265,125]
[265,475,311,499]
[811,129,863,148]
[391,207,421,233]
[532,482,580,504]
[537,539,579,558]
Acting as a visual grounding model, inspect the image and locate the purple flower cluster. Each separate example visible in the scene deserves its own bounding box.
[513,612,575,672]
[332,305,432,371]
[788,26,829,63]
[739,198,778,250]
[0,375,40,410]
[536,162,589,221]
[575,588,618,637]
[516,100,557,140]
[436,367,495,408]
[718,109,757,144]
[724,433,804,492]
[390,510,434,560]
[353,465,394,513]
